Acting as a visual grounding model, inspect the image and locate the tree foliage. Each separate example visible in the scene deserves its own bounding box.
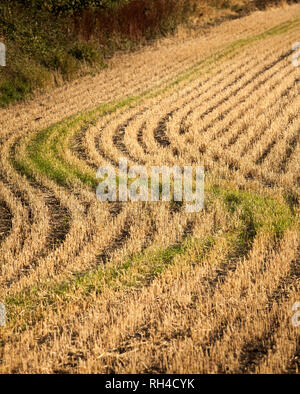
[15,0,129,15]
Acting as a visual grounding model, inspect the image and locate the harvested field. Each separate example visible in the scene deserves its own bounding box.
[0,4,299,373]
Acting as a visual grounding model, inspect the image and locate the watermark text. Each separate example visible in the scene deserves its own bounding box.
[292,302,300,327]
[292,42,300,67]
[0,303,6,326]
[96,159,204,213]
[0,42,6,67]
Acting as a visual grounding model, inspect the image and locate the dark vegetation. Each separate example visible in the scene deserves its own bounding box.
[0,0,298,106]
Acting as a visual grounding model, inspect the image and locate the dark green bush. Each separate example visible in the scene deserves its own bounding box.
[14,0,128,15]
[1,0,299,106]
[69,41,102,63]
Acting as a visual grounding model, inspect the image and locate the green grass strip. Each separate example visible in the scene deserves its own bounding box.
[3,183,296,330]
[4,17,299,332]
[12,16,300,187]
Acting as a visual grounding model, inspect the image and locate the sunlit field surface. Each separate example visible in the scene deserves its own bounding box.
[0,4,299,373]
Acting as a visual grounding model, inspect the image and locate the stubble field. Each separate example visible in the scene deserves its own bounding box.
[0,4,299,373]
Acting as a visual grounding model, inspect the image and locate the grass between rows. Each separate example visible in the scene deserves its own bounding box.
[11,16,300,190]
[2,181,296,332]
[2,18,299,332]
